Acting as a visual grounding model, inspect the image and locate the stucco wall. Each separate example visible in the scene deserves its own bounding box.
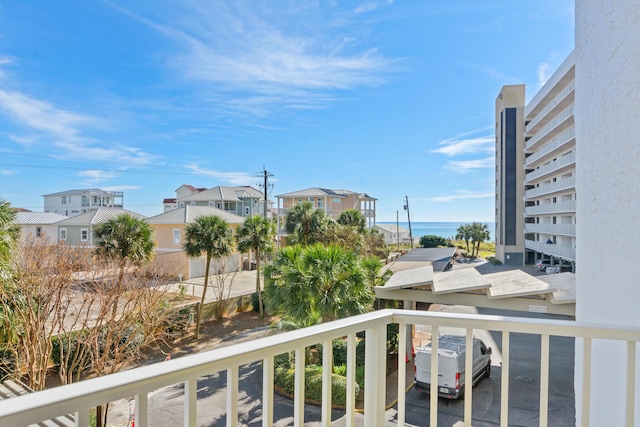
[575,1,640,425]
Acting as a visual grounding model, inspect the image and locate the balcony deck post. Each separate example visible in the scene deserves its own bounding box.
[226,367,238,427]
[135,393,148,427]
[346,333,356,427]
[184,377,197,427]
[321,338,332,426]
[263,356,274,427]
[364,325,386,427]
[294,347,305,427]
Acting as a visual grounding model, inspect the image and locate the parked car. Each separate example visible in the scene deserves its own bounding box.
[535,259,551,271]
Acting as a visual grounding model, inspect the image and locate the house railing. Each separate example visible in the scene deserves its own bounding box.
[1,309,640,427]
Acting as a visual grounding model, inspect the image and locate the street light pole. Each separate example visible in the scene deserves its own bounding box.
[404,196,413,249]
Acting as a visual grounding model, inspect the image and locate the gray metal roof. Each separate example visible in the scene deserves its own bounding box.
[13,212,67,225]
[276,187,347,198]
[179,186,263,202]
[56,208,146,226]
[147,206,245,224]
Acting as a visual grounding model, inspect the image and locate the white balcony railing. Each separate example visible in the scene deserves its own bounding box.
[525,152,576,184]
[525,80,575,135]
[525,239,576,260]
[2,309,640,426]
[525,105,574,151]
[525,200,576,216]
[525,128,576,167]
[524,223,576,236]
[525,176,576,199]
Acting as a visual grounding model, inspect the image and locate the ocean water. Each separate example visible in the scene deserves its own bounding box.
[377,221,495,241]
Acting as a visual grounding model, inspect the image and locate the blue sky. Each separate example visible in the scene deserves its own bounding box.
[0,1,574,222]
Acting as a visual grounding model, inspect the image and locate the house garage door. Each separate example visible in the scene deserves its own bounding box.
[188,256,206,279]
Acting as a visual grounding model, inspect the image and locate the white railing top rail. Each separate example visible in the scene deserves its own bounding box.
[3,308,640,425]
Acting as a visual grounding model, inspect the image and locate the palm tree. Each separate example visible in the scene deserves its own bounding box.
[236,215,276,316]
[93,213,155,289]
[284,202,330,246]
[455,224,472,254]
[183,215,234,339]
[337,209,366,232]
[264,244,374,326]
[470,222,490,257]
[0,198,18,282]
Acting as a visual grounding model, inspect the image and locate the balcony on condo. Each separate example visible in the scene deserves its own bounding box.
[2,308,638,426]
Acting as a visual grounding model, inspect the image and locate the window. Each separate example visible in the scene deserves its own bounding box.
[297,199,303,205]
[179,202,185,208]
[36,227,42,238]
[245,206,250,215]
[173,229,181,245]
[209,201,214,207]
[332,198,342,203]
[61,196,67,204]
[81,228,88,241]
[60,228,67,241]
[317,198,323,208]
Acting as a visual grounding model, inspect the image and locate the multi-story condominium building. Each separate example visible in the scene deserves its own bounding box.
[494,85,526,266]
[495,53,576,271]
[275,187,377,228]
[163,185,269,218]
[43,188,124,217]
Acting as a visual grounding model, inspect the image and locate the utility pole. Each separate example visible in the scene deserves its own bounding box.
[404,196,413,249]
[396,210,400,251]
[256,167,274,220]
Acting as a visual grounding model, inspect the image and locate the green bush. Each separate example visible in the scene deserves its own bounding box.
[387,323,399,354]
[164,306,192,335]
[251,292,266,313]
[419,235,447,248]
[274,365,359,406]
[0,347,17,380]
[50,331,91,375]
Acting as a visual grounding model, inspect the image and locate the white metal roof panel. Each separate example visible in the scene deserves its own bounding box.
[432,268,490,294]
[485,270,558,299]
[380,265,433,290]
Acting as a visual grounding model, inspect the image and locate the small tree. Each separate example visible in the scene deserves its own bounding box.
[455,224,472,253]
[470,222,491,257]
[284,202,331,246]
[236,216,275,316]
[183,215,234,339]
[337,209,366,232]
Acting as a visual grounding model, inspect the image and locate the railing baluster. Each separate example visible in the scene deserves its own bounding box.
[74,408,90,427]
[581,337,591,427]
[321,338,332,426]
[626,341,636,427]
[135,392,148,427]
[294,346,305,427]
[184,377,197,427]
[430,324,439,427]
[501,331,510,427]
[262,356,273,427]
[346,333,356,427]
[464,329,473,426]
[226,367,238,427]
[364,325,386,427]
[397,323,407,427]
[539,334,550,426]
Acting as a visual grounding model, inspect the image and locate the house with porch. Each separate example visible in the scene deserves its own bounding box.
[163,185,269,219]
[12,211,67,242]
[43,189,124,217]
[54,208,146,246]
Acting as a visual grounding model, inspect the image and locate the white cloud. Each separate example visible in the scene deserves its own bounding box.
[354,2,378,14]
[0,89,157,166]
[184,164,257,186]
[103,185,140,192]
[110,1,398,116]
[537,62,550,87]
[78,170,117,180]
[428,191,494,203]
[0,169,15,176]
[442,157,494,173]
[433,136,494,157]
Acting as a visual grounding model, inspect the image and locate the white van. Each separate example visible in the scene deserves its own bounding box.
[414,335,492,399]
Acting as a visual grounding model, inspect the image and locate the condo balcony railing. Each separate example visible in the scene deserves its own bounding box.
[524,81,575,136]
[1,309,638,426]
[525,105,574,152]
[525,239,576,260]
[525,128,576,167]
[525,200,576,216]
[524,223,576,236]
[525,176,576,199]
[525,152,576,184]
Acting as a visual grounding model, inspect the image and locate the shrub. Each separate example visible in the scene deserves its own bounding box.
[274,364,360,406]
[164,306,192,335]
[419,235,447,248]
[0,348,17,380]
[251,292,266,313]
[50,331,91,375]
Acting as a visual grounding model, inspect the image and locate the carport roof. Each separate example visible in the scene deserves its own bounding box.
[375,263,576,316]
